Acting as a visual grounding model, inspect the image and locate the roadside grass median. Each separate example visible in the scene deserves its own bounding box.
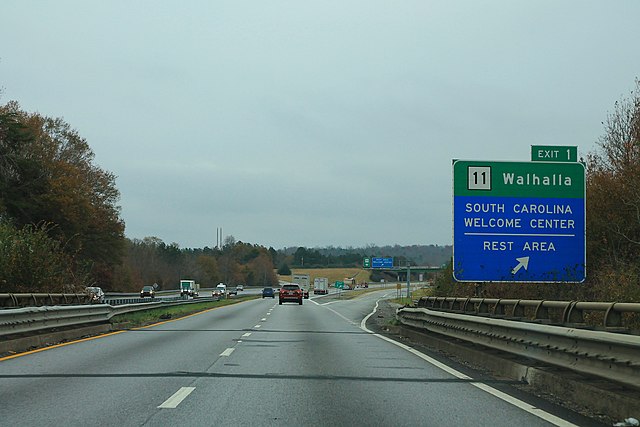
[332,286,385,300]
[111,295,258,328]
[391,286,433,306]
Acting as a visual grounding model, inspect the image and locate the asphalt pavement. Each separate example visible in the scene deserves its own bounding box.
[0,290,599,426]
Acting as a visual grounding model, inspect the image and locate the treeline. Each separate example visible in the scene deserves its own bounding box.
[281,245,451,268]
[114,236,279,292]
[435,79,640,303]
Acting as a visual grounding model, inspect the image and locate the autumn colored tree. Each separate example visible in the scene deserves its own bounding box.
[0,107,49,224]
[0,102,125,290]
[0,221,81,292]
[586,79,640,301]
[197,255,220,285]
[248,252,278,287]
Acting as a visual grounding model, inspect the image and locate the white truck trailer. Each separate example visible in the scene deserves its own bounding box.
[313,277,329,295]
[292,273,310,299]
[179,280,199,297]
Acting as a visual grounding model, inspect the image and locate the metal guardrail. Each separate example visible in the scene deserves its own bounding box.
[0,293,90,308]
[0,293,207,309]
[416,296,640,330]
[105,296,186,306]
[397,302,640,390]
[0,298,217,338]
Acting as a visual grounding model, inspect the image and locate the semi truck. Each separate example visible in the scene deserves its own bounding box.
[313,277,329,295]
[292,273,310,299]
[180,280,199,297]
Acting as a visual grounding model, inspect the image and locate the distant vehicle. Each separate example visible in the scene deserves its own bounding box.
[228,286,238,296]
[85,286,105,304]
[140,285,155,298]
[213,283,227,300]
[180,280,199,297]
[262,287,275,298]
[236,284,244,292]
[279,284,302,305]
[292,273,310,299]
[313,277,329,295]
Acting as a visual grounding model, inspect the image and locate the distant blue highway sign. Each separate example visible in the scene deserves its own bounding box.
[372,257,393,268]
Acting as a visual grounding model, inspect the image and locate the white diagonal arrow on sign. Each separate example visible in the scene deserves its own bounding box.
[511,257,530,275]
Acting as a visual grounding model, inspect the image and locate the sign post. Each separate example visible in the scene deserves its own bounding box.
[453,160,585,283]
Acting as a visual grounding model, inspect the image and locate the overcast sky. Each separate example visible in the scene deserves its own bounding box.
[1,1,639,249]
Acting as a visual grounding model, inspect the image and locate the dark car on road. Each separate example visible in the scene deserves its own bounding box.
[262,287,275,298]
[279,284,302,305]
[140,285,155,298]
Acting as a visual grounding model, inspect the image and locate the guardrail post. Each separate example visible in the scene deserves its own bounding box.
[463,298,474,314]
[534,301,550,323]
[510,300,525,319]
[477,299,489,315]
[564,302,585,325]
[492,299,505,317]
[604,303,622,328]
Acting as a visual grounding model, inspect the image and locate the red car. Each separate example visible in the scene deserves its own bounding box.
[279,284,303,305]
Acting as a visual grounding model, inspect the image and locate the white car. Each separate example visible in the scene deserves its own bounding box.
[212,283,227,299]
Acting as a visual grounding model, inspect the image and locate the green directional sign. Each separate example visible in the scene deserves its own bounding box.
[453,161,585,198]
[363,258,371,268]
[531,145,578,162]
[335,281,344,289]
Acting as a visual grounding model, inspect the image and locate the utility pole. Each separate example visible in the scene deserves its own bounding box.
[406,262,411,302]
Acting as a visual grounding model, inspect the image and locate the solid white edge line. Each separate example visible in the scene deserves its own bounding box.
[220,348,235,357]
[158,387,195,409]
[360,299,579,427]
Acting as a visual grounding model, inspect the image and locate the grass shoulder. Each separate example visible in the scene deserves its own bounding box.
[390,286,433,306]
[111,295,259,328]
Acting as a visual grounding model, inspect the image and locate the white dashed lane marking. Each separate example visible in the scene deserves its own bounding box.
[158,387,195,409]
[220,348,235,357]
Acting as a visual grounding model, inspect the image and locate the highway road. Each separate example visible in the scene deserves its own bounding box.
[0,290,598,426]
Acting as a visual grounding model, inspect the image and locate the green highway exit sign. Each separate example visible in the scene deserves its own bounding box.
[531,145,578,162]
[363,258,371,268]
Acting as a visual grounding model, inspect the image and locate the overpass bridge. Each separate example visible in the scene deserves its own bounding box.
[368,265,445,281]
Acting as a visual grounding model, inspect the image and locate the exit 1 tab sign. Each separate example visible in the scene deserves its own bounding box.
[531,145,578,162]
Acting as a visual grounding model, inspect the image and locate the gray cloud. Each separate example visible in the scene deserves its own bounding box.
[2,1,639,248]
